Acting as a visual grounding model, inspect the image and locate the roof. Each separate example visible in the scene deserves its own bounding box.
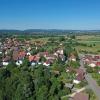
[3,56,11,62]
[76,68,85,75]
[73,92,89,100]
[46,54,57,60]
[29,55,40,62]
[76,73,85,81]
[13,50,19,61]
[18,51,26,59]
[29,55,34,62]
[13,50,26,60]
[76,69,85,81]
[94,55,100,59]
[96,62,100,66]
[45,60,50,64]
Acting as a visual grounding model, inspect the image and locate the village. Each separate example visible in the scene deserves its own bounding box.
[0,36,100,100]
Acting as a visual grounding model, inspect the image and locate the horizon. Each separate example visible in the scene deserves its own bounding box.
[0,0,100,30]
[1,28,100,31]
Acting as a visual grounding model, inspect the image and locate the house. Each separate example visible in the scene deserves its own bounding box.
[73,68,85,84]
[2,62,9,66]
[16,60,23,66]
[33,55,40,62]
[13,50,27,65]
[28,55,36,66]
[29,55,34,62]
[54,52,58,57]
[46,54,57,60]
[13,50,19,61]
[31,62,36,66]
[43,61,50,67]
[58,54,66,61]
[69,54,76,61]
[88,63,96,68]
[2,56,11,66]
[27,52,31,56]
[29,55,40,66]
[65,67,85,84]
[83,54,100,67]
[0,51,2,54]
[94,55,100,59]
[53,48,64,57]
[18,51,26,60]
[56,49,64,55]
[38,62,42,65]
[96,62,100,67]
[72,92,89,100]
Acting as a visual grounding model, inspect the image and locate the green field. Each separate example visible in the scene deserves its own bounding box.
[76,35,100,54]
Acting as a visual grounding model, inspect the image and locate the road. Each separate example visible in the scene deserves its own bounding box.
[79,55,100,100]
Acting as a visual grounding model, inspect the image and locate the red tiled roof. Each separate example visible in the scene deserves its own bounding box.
[29,55,34,62]
[94,56,100,59]
[29,55,40,62]
[18,51,26,59]
[96,62,100,66]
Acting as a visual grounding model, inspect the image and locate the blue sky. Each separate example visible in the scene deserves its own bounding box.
[0,0,100,30]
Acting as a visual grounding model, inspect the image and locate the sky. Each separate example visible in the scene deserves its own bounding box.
[0,0,100,30]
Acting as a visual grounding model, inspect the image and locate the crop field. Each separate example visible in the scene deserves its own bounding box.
[76,35,100,54]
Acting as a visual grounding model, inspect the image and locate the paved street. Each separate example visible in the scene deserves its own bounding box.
[79,55,100,100]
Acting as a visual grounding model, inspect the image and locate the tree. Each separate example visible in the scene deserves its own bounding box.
[70,35,76,39]
[21,58,30,71]
[86,67,93,73]
[0,69,10,80]
[15,72,34,99]
[48,37,55,43]
[39,56,46,62]
[36,85,48,100]
[7,61,17,71]
[59,36,65,42]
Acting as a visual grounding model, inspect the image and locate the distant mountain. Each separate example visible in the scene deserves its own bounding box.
[0,29,100,35]
[0,29,22,34]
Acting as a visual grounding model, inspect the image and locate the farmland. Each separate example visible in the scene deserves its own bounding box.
[76,35,100,54]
